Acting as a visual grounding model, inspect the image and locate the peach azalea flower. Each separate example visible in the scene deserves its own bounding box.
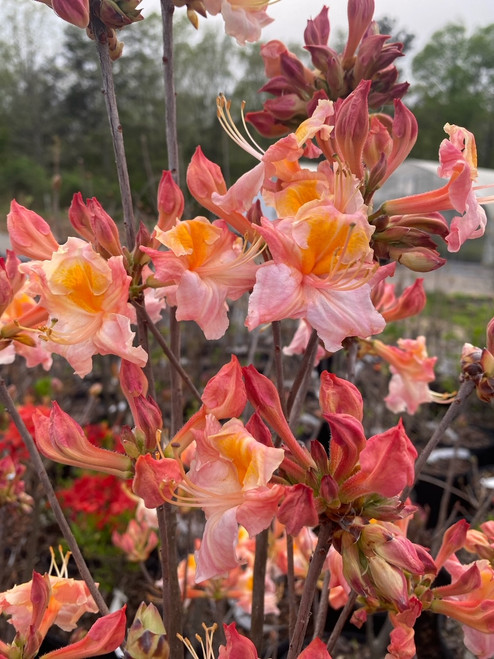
[371,336,451,414]
[246,201,385,353]
[144,218,259,340]
[22,237,146,377]
[168,415,284,582]
[203,0,273,45]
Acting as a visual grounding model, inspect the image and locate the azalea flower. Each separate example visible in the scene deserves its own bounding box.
[203,0,273,45]
[246,201,385,353]
[143,218,259,340]
[136,414,284,582]
[369,336,452,414]
[0,251,52,369]
[21,237,147,377]
[382,124,489,253]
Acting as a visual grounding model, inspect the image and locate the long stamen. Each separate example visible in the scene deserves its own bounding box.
[217,94,264,161]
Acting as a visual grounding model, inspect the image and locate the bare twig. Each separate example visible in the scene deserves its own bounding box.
[313,569,330,640]
[326,591,357,655]
[0,380,109,616]
[402,379,475,501]
[287,329,319,423]
[251,527,269,653]
[287,520,334,659]
[92,18,136,249]
[286,533,297,640]
[159,2,184,654]
[136,302,202,403]
[272,321,287,415]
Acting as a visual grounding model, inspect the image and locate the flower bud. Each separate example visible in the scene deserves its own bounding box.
[126,602,169,658]
[7,201,59,260]
[52,0,89,28]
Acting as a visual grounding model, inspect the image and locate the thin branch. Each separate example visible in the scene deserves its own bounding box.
[251,527,269,653]
[313,569,330,640]
[272,321,287,415]
[92,18,136,249]
[0,379,109,616]
[287,329,319,426]
[158,4,184,654]
[135,302,202,403]
[326,591,357,655]
[287,520,334,659]
[402,379,475,501]
[160,0,180,182]
[286,533,297,640]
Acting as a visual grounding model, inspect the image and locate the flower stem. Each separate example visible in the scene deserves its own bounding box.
[287,520,334,658]
[136,302,202,403]
[272,320,287,415]
[92,18,136,249]
[287,328,319,424]
[402,378,475,500]
[326,590,357,654]
[251,527,269,653]
[159,3,184,655]
[0,379,109,616]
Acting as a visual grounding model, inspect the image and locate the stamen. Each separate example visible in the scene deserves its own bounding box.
[217,94,264,161]
[49,545,72,578]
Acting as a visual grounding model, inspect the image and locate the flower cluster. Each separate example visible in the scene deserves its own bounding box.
[246,2,408,137]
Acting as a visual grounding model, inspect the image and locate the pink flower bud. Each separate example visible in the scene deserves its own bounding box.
[299,637,332,659]
[319,371,363,420]
[187,146,227,204]
[304,6,329,46]
[52,0,89,28]
[202,356,246,418]
[157,170,184,233]
[219,622,259,659]
[34,404,131,477]
[278,484,319,535]
[242,365,314,469]
[68,193,96,242]
[342,0,375,64]
[86,198,123,256]
[7,200,59,260]
[340,419,417,500]
[324,412,366,482]
[434,519,469,570]
[333,80,371,179]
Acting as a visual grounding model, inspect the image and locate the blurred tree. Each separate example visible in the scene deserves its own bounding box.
[410,23,494,167]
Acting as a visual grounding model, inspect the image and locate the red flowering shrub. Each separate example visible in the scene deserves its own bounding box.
[57,474,136,531]
[0,403,51,463]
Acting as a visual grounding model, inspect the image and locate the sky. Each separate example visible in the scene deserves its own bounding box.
[140,0,494,59]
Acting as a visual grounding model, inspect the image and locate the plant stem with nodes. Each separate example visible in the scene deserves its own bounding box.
[0,379,109,617]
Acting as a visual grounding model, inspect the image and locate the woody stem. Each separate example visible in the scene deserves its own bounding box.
[0,379,109,616]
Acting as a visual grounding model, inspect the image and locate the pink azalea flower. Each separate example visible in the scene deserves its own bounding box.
[143,218,259,340]
[383,124,488,253]
[203,0,273,45]
[246,202,385,353]
[0,252,52,370]
[0,571,98,640]
[150,414,284,582]
[21,237,147,377]
[371,336,451,414]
